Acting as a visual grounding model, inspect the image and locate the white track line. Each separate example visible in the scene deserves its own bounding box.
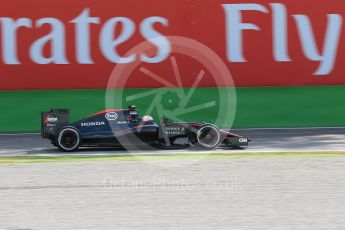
[1,149,345,158]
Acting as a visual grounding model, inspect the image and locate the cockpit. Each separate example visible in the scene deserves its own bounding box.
[126,106,155,125]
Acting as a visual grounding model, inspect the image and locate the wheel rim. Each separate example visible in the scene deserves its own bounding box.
[197,126,220,148]
[58,128,79,151]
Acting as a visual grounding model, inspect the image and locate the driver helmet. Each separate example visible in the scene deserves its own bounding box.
[142,115,154,122]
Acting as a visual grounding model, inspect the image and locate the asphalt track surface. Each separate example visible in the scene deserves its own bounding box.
[1,128,345,230]
[1,128,345,155]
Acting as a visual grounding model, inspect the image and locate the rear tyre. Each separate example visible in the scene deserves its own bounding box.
[196,125,220,149]
[55,127,80,152]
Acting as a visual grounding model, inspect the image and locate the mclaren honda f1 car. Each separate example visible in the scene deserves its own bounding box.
[41,106,250,152]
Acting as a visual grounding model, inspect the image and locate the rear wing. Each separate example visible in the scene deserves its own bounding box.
[41,109,69,139]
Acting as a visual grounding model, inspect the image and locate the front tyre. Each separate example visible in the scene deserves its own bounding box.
[55,127,80,152]
[196,125,221,149]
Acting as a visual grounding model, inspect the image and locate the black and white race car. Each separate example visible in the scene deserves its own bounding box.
[41,106,250,152]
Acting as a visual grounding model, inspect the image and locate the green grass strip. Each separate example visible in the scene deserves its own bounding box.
[2,85,345,131]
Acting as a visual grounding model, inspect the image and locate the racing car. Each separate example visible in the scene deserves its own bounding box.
[41,106,250,152]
